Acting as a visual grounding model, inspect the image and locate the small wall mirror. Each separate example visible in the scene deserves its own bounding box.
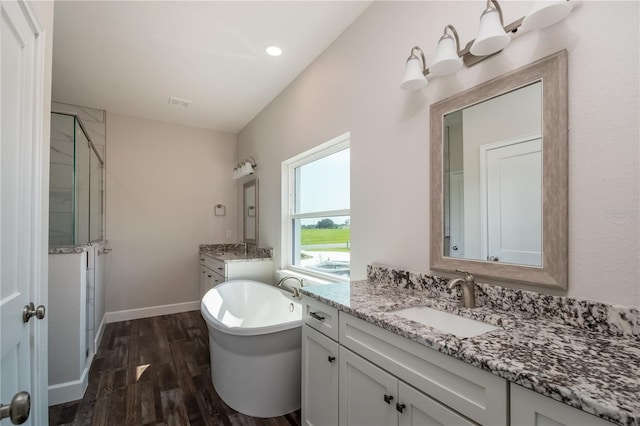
[430,50,568,289]
[243,179,258,244]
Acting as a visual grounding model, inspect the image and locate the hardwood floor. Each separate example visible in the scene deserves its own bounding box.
[49,311,301,426]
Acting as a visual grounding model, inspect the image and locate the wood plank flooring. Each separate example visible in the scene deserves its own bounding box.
[49,311,301,426]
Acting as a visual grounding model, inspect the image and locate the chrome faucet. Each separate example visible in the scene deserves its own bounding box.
[446,270,477,309]
[277,276,304,299]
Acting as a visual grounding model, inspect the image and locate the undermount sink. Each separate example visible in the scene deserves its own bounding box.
[389,306,498,338]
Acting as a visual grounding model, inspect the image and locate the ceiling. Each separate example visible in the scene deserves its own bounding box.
[52,1,371,133]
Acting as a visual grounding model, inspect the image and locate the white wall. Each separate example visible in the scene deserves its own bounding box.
[237,1,639,306]
[105,112,237,312]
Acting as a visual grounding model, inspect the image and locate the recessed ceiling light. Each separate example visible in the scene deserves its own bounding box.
[266,46,282,57]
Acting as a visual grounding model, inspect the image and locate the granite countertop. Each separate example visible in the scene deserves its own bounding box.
[301,279,640,426]
[201,251,273,263]
[199,243,274,263]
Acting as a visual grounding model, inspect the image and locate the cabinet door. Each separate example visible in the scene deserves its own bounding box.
[339,347,397,426]
[511,385,614,426]
[398,382,476,426]
[200,266,208,298]
[210,271,224,288]
[302,325,339,426]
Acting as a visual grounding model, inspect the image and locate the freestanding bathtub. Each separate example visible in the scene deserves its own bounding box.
[200,279,302,418]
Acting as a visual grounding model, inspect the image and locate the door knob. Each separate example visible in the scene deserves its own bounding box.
[0,391,30,424]
[22,303,46,323]
[452,245,458,251]
[396,402,406,413]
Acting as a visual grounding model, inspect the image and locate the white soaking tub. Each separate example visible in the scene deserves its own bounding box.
[200,279,302,418]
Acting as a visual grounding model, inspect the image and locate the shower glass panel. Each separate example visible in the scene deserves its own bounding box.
[89,146,103,242]
[49,112,104,246]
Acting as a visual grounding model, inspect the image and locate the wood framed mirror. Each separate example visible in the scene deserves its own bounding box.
[243,179,258,245]
[430,50,568,289]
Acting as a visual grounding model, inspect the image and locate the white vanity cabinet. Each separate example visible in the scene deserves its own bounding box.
[199,253,273,298]
[511,384,615,426]
[301,295,508,426]
[340,346,476,426]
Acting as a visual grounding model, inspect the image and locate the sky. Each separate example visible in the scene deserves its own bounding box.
[297,147,350,216]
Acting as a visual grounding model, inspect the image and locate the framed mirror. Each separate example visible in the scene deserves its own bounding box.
[243,179,258,244]
[430,50,568,289]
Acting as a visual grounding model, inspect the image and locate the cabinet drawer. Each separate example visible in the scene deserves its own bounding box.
[302,297,339,341]
[201,254,226,277]
[340,313,507,426]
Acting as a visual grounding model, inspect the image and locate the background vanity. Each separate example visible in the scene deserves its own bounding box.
[198,243,273,298]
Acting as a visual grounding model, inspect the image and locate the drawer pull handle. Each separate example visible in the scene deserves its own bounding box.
[396,403,406,413]
[208,275,212,278]
[327,355,336,363]
[309,312,325,322]
[200,258,204,261]
[383,394,393,404]
[217,267,223,271]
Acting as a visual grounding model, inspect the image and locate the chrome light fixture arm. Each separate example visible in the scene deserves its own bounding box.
[407,46,426,71]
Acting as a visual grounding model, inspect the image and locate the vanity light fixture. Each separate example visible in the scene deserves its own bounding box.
[400,46,428,91]
[233,157,257,179]
[430,25,463,76]
[400,0,573,90]
[521,0,573,31]
[470,0,511,56]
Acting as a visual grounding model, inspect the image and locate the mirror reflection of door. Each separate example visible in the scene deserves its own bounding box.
[448,171,465,258]
[481,137,541,266]
[443,81,542,266]
[243,180,257,243]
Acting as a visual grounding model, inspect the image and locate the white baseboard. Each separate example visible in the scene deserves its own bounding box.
[48,365,89,406]
[105,300,201,323]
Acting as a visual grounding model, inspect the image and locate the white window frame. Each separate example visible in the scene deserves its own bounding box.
[281,132,350,281]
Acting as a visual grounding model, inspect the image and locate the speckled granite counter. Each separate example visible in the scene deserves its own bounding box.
[201,251,273,263]
[300,266,640,426]
[199,243,273,263]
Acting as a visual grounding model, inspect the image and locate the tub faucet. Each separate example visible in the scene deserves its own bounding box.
[277,276,304,299]
[446,270,477,309]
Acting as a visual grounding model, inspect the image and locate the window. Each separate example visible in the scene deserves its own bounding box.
[282,133,350,280]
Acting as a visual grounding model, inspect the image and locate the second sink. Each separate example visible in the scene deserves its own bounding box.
[389,306,498,338]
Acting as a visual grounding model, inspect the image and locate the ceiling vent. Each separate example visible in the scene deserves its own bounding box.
[168,97,192,108]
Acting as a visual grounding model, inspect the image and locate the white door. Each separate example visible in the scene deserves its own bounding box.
[339,346,397,426]
[447,171,464,258]
[1,1,47,425]
[481,136,542,266]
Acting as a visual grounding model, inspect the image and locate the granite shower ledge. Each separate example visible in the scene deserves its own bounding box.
[300,280,640,426]
[49,242,100,254]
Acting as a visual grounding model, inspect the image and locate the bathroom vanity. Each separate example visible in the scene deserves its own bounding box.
[300,265,639,426]
[199,243,273,297]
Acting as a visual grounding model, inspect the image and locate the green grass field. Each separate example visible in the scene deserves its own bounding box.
[301,228,350,245]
